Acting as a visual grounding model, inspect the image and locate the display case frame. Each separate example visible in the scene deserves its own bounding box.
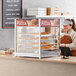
[14,16,74,59]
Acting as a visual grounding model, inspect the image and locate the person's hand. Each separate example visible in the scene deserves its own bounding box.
[60,44,66,47]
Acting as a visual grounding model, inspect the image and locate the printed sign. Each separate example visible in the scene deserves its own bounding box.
[41,19,51,26]
[41,19,60,27]
[16,19,38,27]
[2,0,22,28]
[16,19,28,26]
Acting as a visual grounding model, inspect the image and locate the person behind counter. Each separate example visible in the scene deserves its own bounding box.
[60,19,76,52]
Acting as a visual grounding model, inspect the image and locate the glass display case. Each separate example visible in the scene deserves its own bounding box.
[15,17,61,58]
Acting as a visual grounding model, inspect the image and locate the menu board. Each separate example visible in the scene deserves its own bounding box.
[2,0,22,28]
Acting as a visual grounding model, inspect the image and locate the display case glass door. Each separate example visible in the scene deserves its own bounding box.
[15,18,40,57]
[40,18,60,57]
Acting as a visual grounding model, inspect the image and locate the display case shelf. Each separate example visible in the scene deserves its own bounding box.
[18,37,39,40]
[41,43,58,46]
[18,33,39,35]
[18,42,38,45]
[41,48,58,50]
[41,34,58,37]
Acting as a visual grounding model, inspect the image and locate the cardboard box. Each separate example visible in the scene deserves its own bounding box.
[27,8,46,16]
[47,8,61,16]
[27,8,46,11]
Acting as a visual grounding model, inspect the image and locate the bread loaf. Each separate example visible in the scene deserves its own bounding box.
[61,35,72,44]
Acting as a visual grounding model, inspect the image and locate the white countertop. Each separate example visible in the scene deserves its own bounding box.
[0,55,76,64]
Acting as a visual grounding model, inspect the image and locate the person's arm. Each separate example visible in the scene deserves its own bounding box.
[66,34,76,50]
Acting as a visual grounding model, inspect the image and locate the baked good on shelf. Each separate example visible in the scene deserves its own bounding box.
[41,46,45,49]
[41,42,49,45]
[41,37,49,40]
[41,44,53,50]
[48,45,53,49]
[41,32,50,35]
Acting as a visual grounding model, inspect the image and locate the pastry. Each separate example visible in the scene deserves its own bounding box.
[41,32,50,35]
[41,45,53,50]
[61,35,72,44]
[41,42,49,45]
[41,37,49,40]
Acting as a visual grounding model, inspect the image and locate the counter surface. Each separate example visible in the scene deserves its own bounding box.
[0,55,76,64]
